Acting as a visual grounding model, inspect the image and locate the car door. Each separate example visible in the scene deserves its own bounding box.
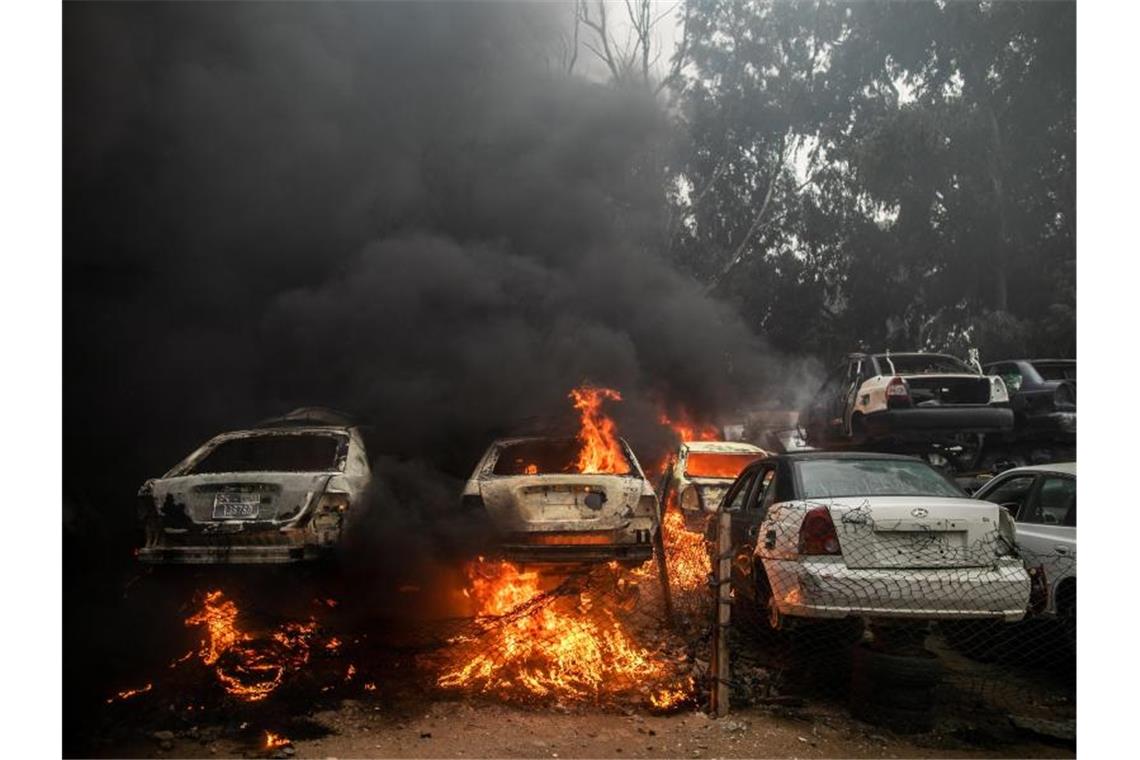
[1016,474,1076,605]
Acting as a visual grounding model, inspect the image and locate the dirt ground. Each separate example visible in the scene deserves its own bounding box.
[101,698,1075,759]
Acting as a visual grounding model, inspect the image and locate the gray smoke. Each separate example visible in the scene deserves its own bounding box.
[65,1,800,545]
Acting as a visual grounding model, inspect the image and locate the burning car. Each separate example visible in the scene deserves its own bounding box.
[721,452,1030,629]
[137,408,372,564]
[461,435,660,566]
[661,441,768,528]
[800,352,1014,449]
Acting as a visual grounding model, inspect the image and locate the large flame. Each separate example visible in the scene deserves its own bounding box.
[437,560,689,708]
[659,409,720,444]
[569,385,631,474]
[185,590,318,702]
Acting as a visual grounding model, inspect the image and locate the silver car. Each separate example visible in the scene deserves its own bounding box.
[973,462,1076,618]
[137,408,372,564]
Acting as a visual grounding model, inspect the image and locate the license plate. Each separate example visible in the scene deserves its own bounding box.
[213,493,260,519]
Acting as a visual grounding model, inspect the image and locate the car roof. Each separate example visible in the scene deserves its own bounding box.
[682,441,765,454]
[984,358,1075,365]
[994,462,1076,476]
[256,406,359,429]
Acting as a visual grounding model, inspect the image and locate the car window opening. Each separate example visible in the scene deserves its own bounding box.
[493,438,632,476]
[188,433,346,474]
[684,452,765,479]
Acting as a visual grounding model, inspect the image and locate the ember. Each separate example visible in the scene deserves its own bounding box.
[105,682,152,704]
[185,590,318,702]
[436,560,690,708]
[264,731,290,750]
[569,385,631,474]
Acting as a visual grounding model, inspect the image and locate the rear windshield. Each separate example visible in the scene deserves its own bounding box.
[795,458,963,499]
[492,439,632,476]
[876,354,974,375]
[1033,362,1076,381]
[188,433,346,474]
[685,452,764,479]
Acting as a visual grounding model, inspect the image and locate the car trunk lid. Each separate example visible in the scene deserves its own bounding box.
[153,472,332,527]
[903,374,991,405]
[479,474,644,532]
[827,496,1002,569]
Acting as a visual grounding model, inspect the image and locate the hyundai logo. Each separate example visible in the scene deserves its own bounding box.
[910,507,929,518]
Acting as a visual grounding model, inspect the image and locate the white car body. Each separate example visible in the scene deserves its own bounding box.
[972,462,1076,617]
[137,408,372,564]
[665,441,768,517]
[743,454,1031,623]
[462,436,659,566]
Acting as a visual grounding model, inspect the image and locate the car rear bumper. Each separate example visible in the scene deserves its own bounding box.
[498,529,655,565]
[1024,410,1076,435]
[763,556,1030,623]
[864,406,1013,436]
[137,545,327,564]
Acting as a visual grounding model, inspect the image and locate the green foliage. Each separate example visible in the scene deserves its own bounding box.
[669,0,1075,363]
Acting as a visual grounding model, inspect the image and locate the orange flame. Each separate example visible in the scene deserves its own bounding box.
[634,508,711,607]
[437,560,689,708]
[185,590,317,702]
[569,385,631,474]
[659,409,719,443]
[264,731,290,750]
[106,682,153,704]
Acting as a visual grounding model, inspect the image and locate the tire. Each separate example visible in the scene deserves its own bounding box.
[851,643,942,688]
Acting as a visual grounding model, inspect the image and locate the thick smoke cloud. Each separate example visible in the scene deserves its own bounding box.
[64,1,793,549]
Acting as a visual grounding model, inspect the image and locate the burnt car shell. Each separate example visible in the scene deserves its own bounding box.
[137,409,371,565]
[462,436,659,568]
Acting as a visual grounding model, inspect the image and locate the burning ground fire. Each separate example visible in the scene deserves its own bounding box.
[185,590,319,702]
[436,559,691,709]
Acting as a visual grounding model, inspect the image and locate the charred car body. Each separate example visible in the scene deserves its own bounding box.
[984,359,1076,440]
[801,352,1013,449]
[462,436,659,566]
[137,408,371,564]
[661,441,768,528]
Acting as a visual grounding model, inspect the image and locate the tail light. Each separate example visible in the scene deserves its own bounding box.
[989,376,1010,403]
[798,506,841,555]
[885,377,911,408]
[636,494,659,517]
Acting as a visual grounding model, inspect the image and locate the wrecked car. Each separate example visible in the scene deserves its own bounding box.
[715,452,1030,630]
[983,359,1076,439]
[137,407,371,564]
[461,436,659,566]
[800,352,1014,448]
[661,441,768,528]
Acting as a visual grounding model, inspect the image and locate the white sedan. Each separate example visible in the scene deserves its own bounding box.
[726,452,1031,628]
[972,462,1075,619]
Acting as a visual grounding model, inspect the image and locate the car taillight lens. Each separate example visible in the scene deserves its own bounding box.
[798,506,841,555]
[989,376,1010,403]
[886,376,911,408]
